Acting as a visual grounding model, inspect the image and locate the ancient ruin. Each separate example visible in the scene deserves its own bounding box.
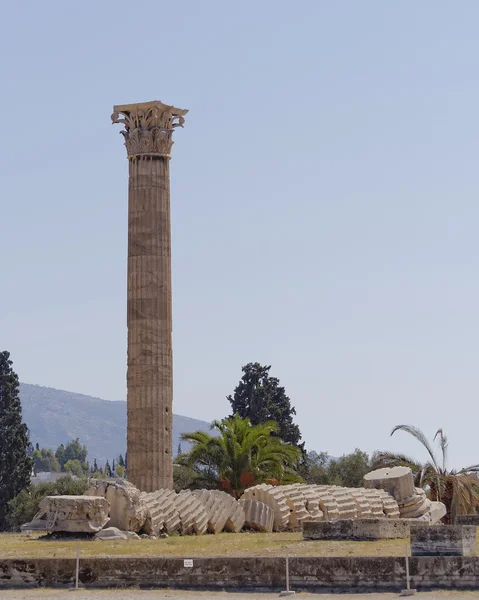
[23,467,447,538]
[21,496,110,533]
[111,100,188,493]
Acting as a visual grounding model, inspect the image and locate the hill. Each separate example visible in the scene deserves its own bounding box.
[19,383,212,464]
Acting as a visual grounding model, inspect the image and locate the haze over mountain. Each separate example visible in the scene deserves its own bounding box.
[19,383,212,464]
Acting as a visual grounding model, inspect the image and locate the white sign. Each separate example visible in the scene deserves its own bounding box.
[183,559,194,568]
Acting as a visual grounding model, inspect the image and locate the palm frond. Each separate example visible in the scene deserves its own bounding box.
[433,428,448,473]
[458,465,479,474]
[370,450,423,474]
[391,424,440,472]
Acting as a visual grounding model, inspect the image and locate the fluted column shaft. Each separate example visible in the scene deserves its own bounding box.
[112,100,187,493]
[127,156,172,492]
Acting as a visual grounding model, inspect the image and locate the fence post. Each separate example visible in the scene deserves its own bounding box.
[70,543,80,591]
[279,553,295,597]
[400,542,416,596]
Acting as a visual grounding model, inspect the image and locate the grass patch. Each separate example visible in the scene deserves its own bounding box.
[2,530,478,559]
[0,531,413,559]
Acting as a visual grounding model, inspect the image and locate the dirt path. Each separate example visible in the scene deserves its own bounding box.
[3,590,479,600]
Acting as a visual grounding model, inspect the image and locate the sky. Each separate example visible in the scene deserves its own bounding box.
[1,1,479,470]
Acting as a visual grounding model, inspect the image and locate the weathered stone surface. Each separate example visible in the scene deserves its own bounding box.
[350,490,373,519]
[363,466,416,504]
[428,501,446,525]
[303,519,354,540]
[456,514,479,526]
[4,555,479,591]
[411,524,476,556]
[21,496,109,533]
[301,485,324,520]
[281,485,310,529]
[242,485,289,531]
[303,518,410,541]
[85,479,148,532]
[239,499,274,532]
[95,527,128,540]
[175,490,208,535]
[112,100,188,492]
[140,489,182,535]
[193,490,244,534]
[213,491,245,533]
[398,488,431,520]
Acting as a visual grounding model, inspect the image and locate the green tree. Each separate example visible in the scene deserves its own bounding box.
[0,351,33,530]
[118,454,125,468]
[372,425,479,523]
[55,444,65,468]
[327,449,371,487]
[116,464,125,478]
[63,459,86,477]
[63,439,88,466]
[227,362,303,450]
[180,414,302,498]
[32,448,61,474]
[299,450,330,484]
[55,439,89,472]
[7,475,87,531]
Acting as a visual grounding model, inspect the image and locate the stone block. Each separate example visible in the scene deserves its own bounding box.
[21,495,110,533]
[281,485,310,529]
[302,518,410,541]
[429,501,447,525]
[193,490,244,534]
[410,525,476,556]
[303,519,354,540]
[95,527,128,540]
[175,490,209,535]
[85,479,148,532]
[455,514,479,526]
[352,518,409,539]
[363,466,416,504]
[239,499,274,532]
[242,485,289,531]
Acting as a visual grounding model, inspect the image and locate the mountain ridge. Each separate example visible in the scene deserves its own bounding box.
[19,383,212,464]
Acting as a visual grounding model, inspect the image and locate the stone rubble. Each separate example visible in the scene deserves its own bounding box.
[21,495,110,533]
[85,479,148,532]
[239,498,274,532]
[23,467,446,536]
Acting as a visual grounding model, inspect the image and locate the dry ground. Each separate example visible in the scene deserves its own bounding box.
[0,531,411,559]
[4,591,479,599]
[1,530,479,559]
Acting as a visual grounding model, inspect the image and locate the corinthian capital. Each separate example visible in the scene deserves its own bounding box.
[111,100,188,160]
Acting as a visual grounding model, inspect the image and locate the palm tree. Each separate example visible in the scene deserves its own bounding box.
[178,414,302,498]
[372,425,479,523]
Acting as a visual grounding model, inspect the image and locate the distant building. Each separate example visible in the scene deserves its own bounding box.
[31,471,78,486]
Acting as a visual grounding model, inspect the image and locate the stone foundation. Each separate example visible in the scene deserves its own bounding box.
[303,518,410,541]
[411,524,477,556]
[2,556,479,591]
[456,515,479,526]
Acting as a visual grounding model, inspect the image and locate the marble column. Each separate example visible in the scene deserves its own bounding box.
[112,101,188,492]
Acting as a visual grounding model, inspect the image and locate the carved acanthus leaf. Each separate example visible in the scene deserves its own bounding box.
[111,101,188,159]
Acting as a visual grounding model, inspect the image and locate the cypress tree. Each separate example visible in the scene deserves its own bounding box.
[0,351,33,529]
[227,362,304,451]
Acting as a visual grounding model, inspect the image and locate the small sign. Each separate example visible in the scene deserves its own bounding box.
[183,559,193,568]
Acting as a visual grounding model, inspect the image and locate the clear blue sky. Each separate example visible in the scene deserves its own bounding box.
[1,1,478,469]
